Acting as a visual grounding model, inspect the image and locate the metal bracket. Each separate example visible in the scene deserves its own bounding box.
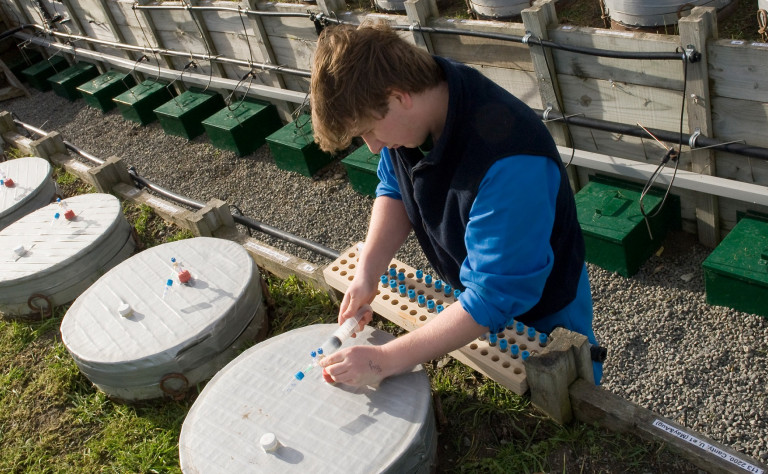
[684,44,701,63]
[688,127,701,149]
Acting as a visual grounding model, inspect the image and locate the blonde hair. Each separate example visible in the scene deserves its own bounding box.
[310,22,444,152]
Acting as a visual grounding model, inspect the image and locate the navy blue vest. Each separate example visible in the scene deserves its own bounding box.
[390,57,585,324]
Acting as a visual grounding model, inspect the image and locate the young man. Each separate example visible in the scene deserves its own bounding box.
[311,22,602,387]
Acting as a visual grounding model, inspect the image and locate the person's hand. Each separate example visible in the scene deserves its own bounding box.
[338,274,377,335]
[320,345,388,387]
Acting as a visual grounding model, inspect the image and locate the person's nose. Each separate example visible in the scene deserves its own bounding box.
[361,133,384,154]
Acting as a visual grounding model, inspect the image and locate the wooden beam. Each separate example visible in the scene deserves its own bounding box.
[405,0,437,52]
[187,0,228,80]
[134,0,179,92]
[570,379,767,474]
[679,7,719,248]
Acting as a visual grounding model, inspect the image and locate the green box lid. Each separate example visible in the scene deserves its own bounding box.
[703,216,768,285]
[266,115,315,147]
[77,71,132,94]
[48,62,97,83]
[342,146,380,171]
[154,89,218,115]
[201,99,271,128]
[576,179,664,243]
[113,80,172,106]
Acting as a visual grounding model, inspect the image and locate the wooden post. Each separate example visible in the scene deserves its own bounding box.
[405,0,438,52]
[95,0,141,70]
[523,327,594,424]
[58,0,102,70]
[88,155,133,193]
[679,7,719,247]
[315,0,345,15]
[244,0,292,121]
[187,0,228,79]
[134,0,179,92]
[522,0,580,192]
[0,111,18,134]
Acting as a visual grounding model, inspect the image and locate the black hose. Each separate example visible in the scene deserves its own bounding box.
[534,108,768,161]
[0,25,36,42]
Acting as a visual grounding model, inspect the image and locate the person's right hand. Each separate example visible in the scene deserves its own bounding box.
[337,272,378,335]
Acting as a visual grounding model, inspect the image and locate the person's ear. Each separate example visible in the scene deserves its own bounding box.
[390,89,413,109]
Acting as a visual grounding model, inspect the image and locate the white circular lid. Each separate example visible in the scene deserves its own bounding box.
[0,193,124,282]
[0,157,52,217]
[61,237,258,366]
[179,324,434,473]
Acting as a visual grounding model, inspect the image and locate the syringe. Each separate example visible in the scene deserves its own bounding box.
[318,305,370,357]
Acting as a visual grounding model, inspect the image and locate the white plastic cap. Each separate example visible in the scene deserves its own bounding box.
[117,302,133,318]
[260,432,280,453]
[13,244,25,256]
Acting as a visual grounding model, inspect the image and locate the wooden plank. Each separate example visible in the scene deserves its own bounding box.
[714,152,768,187]
[711,96,768,148]
[570,379,767,474]
[709,39,768,102]
[430,17,531,70]
[472,65,541,109]
[549,24,683,89]
[559,75,687,133]
[188,1,228,78]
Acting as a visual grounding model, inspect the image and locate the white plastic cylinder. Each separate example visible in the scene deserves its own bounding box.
[605,0,733,28]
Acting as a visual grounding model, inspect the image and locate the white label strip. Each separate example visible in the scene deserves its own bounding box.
[146,197,183,215]
[652,420,764,474]
[297,263,317,273]
[243,241,291,263]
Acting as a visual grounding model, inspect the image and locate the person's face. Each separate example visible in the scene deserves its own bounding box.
[358,91,426,154]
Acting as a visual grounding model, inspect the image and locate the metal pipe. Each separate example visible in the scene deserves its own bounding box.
[14,119,105,165]
[16,32,308,104]
[131,4,312,19]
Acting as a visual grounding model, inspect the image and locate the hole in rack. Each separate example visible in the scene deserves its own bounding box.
[392,299,399,305]
[520,344,527,350]
[400,305,408,311]
[340,271,347,276]
[389,263,396,269]
[497,332,505,338]
[436,299,444,305]
[347,252,355,258]
[407,272,414,278]
[419,315,427,321]
[513,368,522,374]
[347,275,353,281]
[480,349,488,356]
[332,266,339,271]
[340,260,347,265]
[408,284,415,290]
[492,355,499,362]
[382,294,390,300]
[470,343,478,350]
[426,295,434,300]
[417,289,424,295]
[349,263,355,269]
[409,310,417,315]
[398,267,405,273]
[376,290,381,295]
[502,361,510,368]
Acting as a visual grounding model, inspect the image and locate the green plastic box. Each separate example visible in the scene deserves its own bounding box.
[153,89,225,140]
[5,49,43,82]
[113,80,176,125]
[77,71,136,112]
[575,175,680,277]
[703,214,768,318]
[21,55,69,91]
[201,99,282,156]
[341,146,380,197]
[265,116,334,177]
[47,62,99,101]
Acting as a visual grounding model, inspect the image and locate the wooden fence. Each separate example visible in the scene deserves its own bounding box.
[1,0,767,247]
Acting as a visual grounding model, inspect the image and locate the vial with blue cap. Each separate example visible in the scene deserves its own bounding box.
[424,275,433,287]
[453,289,461,300]
[515,321,525,335]
[398,284,407,297]
[488,333,498,346]
[418,294,426,307]
[443,284,452,297]
[434,280,442,291]
[389,279,397,292]
[427,300,436,313]
[389,267,397,278]
[521,350,531,361]
[499,339,509,352]
[408,289,416,302]
[397,271,405,283]
[436,304,444,314]
[162,278,173,299]
[510,344,520,359]
[415,269,423,282]
[380,275,389,287]
[538,333,548,347]
[527,327,536,341]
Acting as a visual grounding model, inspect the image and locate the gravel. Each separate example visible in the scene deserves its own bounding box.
[4,89,767,466]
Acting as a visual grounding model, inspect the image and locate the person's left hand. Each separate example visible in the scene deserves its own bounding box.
[320,345,388,388]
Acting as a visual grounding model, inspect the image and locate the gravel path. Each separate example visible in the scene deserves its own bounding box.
[4,89,767,467]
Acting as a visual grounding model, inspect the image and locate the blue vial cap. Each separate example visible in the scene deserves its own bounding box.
[408,289,416,300]
[310,350,317,358]
[397,272,405,282]
[398,284,407,296]
[499,339,508,351]
[510,344,520,356]
[166,279,173,286]
[389,267,397,277]
[389,279,397,290]
[427,300,436,310]
[539,333,548,345]
[521,350,530,361]
[171,257,177,263]
[380,275,388,285]
[425,275,433,286]
[528,327,536,339]
[453,289,461,299]
[434,280,443,290]
[488,333,498,344]
[444,284,452,296]
[436,305,444,313]
[416,269,423,280]
[294,371,305,380]
[516,321,525,334]
[56,198,61,203]
[418,294,426,305]
[54,212,60,219]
